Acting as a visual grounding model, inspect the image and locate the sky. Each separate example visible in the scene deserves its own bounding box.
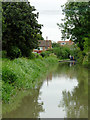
[29,0,67,42]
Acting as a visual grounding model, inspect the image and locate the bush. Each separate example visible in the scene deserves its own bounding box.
[28,53,43,59]
[7,46,21,59]
[40,52,46,57]
[49,53,57,57]
[29,53,36,59]
[77,51,85,64]
[2,66,18,84]
[83,55,88,66]
[40,51,52,57]
[70,48,80,60]
[52,46,70,59]
[2,81,14,102]
[35,53,43,59]
[2,51,7,58]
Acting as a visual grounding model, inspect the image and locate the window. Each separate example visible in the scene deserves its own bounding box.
[39,47,43,50]
[61,42,66,45]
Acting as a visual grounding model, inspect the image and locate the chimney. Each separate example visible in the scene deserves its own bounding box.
[46,36,48,40]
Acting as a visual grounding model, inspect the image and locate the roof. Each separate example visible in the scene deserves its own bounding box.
[58,40,73,43]
[38,40,52,47]
[57,40,74,45]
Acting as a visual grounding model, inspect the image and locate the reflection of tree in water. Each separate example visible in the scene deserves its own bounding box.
[3,87,44,118]
[53,63,88,81]
[58,63,88,118]
[52,63,77,79]
[3,65,58,118]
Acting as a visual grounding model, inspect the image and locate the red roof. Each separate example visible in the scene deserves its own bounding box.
[38,40,52,47]
[58,40,74,45]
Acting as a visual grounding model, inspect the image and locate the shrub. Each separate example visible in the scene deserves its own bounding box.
[7,46,21,59]
[83,55,88,66]
[29,53,36,59]
[2,51,7,58]
[40,52,46,57]
[2,67,18,84]
[40,51,51,57]
[77,51,85,64]
[2,81,13,102]
[52,46,70,59]
[70,48,80,60]
[35,53,43,59]
[49,53,57,57]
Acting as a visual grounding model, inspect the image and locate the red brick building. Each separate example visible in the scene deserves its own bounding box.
[57,40,74,46]
[33,40,52,53]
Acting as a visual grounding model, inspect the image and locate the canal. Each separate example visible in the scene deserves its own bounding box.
[2,62,88,118]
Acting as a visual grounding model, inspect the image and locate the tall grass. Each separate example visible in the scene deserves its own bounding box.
[2,56,58,103]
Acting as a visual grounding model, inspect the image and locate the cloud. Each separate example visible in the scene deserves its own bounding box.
[29,0,67,42]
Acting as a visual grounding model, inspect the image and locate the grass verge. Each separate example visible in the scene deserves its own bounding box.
[2,56,58,103]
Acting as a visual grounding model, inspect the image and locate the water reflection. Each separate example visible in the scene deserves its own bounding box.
[58,63,88,118]
[46,72,52,86]
[3,88,44,118]
[3,63,88,118]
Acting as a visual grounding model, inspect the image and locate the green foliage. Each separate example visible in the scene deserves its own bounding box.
[84,37,89,53]
[2,68,17,84]
[2,81,16,102]
[69,45,81,60]
[29,53,43,59]
[83,55,88,66]
[28,53,36,59]
[58,2,90,64]
[52,46,70,59]
[7,46,21,59]
[52,43,60,48]
[58,2,90,51]
[49,53,57,58]
[2,56,58,102]
[40,52,46,57]
[40,51,52,57]
[77,51,85,64]
[2,2,43,58]
[36,34,44,40]
[2,51,7,58]
[34,53,43,59]
[40,45,81,60]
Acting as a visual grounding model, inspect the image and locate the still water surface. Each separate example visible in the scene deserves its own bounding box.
[3,63,88,118]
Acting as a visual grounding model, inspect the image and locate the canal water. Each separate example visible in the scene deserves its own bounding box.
[3,62,88,118]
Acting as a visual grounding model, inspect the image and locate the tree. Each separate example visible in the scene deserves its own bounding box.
[2,2,43,58]
[52,43,60,48]
[36,34,44,40]
[57,2,90,51]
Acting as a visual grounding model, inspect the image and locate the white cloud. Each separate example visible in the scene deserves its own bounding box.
[29,0,67,42]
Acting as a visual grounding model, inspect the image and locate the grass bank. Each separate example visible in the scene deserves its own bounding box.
[2,56,58,103]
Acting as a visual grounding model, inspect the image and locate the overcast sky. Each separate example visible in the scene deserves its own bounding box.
[29,0,67,42]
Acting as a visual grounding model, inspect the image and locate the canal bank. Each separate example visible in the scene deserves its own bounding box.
[2,56,58,103]
[2,62,88,118]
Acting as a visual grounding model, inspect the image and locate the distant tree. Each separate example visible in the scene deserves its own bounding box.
[52,43,60,48]
[57,2,90,51]
[2,2,43,58]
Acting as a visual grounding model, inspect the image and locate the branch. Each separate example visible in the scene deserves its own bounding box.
[74,14,82,27]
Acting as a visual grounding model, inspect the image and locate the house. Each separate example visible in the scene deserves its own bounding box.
[57,40,74,46]
[33,40,52,53]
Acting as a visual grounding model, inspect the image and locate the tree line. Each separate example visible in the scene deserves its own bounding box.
[2,2,44,59]
[57,2,90,51]
[57,1,90,64]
